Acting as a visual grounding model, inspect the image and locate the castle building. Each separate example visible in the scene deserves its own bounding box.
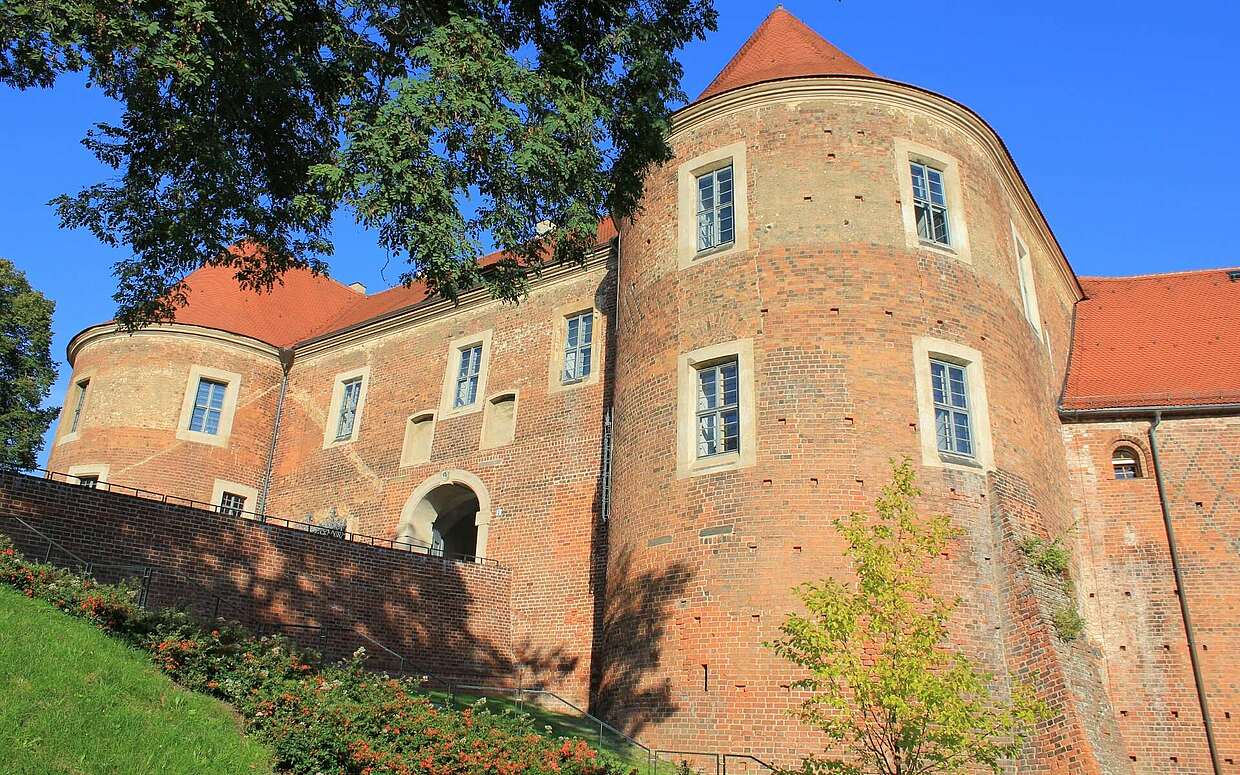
[44,8,1239,773]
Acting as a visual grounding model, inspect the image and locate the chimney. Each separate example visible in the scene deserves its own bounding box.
[348,282,366,294]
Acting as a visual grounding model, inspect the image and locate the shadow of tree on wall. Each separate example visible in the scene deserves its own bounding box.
[590,545,692,739]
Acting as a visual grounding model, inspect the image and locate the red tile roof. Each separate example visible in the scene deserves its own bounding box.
[166,220,617,348]
[697,6,873,102]
[1062,268,1240,410]
[169,263,363,349]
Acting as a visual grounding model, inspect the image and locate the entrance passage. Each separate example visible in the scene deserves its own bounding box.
[397,482,480,559]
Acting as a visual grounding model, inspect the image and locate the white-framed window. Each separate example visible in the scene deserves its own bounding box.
[210,479,260,519]
[67,463,109,489]
[218,491,247,517]
[911,337,994,472]
[69,379,89,433]
[188,378,228,434]
[1011,225,1042,336]
[562,311,595,385]
[176,366,242,447]
[334,377,363,441]
[695,359,741,458]
[911,161,950,247]
[677,142,750,268]
[930,359,973,457]
[321,366,370,448]
[894,139,971,263]
[455,344,483,408]
[676,339,757,478]
[696,165,735,254]
[438,330,493,419]
[1112,447,1142,480]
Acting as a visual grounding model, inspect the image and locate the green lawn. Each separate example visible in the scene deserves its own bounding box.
[0,587,273,775]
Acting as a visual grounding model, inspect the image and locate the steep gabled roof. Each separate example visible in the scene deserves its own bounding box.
[697,6,873,102]
[1062,267,1240,410]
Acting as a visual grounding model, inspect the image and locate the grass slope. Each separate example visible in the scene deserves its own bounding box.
[0,587,272,775]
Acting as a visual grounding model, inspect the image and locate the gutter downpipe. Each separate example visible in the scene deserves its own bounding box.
[1147,411,1223,775]
[258,348,295,516]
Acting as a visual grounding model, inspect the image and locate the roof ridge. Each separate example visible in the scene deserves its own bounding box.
[1081,265,1240,282]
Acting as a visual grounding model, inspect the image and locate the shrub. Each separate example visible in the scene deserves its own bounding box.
[0,535,626,775]
[1018,536,1070,577]
[1053,604,1085,642]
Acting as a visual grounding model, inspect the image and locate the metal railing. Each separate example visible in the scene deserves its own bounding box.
[6,467,501,567]
[654,750,776,775]
[9,515,157,607]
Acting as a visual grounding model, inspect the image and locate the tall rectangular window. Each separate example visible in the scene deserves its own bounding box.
[334,378,363,441]
[930,359,972,457]
[696,165,735,253]
[911,161,951,246]
[454,344,483,408]
[562,311,594,384]
[69,379,89,433]
[1013,232,1040,331]
[696,359,740,458]
[218,491,247,517]
[188,378,227,435]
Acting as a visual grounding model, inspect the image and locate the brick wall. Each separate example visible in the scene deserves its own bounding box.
[0,470,513,682]
[1064,416,1240,774]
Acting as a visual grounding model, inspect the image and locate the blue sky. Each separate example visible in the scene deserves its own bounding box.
[1,0,1236,465]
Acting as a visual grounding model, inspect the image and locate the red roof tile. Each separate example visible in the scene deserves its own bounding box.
[170,263,362,349]
[1062,268,1240,410]
[697,6,873,102]
[166,220,617,348]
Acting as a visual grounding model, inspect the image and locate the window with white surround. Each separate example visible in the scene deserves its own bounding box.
[1012,226,1042,335]
[218,491,247,517]
[695,359,740,458]
[1112,447,1142,480]
[438,330,493,418]
[321,366,369,447]
[930,359,973,457]
[455,344,483,408]
[911,337,994,471]
[894,139,971,263]
[696,165,735,254]
[335,378,363,441]
[677,142,749,268]
[189,378,227,434]
[67,463,109,489]
[562,311,594,384]
[911,161,950,246]
[77,475,99,488]
[69,379,89,433]
[176,366,241,447]
[676,339,756,478]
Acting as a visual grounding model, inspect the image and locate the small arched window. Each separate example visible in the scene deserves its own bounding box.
[1112,446,1142,480]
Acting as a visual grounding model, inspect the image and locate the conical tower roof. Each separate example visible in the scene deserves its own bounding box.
[697,6,873,101]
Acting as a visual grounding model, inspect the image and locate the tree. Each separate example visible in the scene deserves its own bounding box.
[0,0,717,328]
[0,259,58,470]
[768,460,1044,775]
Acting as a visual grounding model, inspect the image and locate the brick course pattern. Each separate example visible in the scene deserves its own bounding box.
[31,10,1240,773]
[0,470,513,680]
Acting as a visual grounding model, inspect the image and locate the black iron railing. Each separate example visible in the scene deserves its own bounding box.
[4,466,501,567]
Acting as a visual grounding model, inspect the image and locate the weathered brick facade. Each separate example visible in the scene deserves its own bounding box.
[26,8,1238,773]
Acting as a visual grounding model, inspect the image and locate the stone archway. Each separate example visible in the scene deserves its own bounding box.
[396,470,492,560]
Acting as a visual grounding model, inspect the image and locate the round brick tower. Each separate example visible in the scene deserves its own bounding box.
[46,263,363,509]
[598,8,1086,766]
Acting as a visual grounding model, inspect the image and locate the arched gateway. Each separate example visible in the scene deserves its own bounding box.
[396,470,492,560]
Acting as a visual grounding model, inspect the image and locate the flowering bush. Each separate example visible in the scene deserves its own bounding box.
[0,536,628,775]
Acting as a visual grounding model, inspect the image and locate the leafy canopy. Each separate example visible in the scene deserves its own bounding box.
[0,259,58,470]
[768,460,1045,775]
[0,0,717,327]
